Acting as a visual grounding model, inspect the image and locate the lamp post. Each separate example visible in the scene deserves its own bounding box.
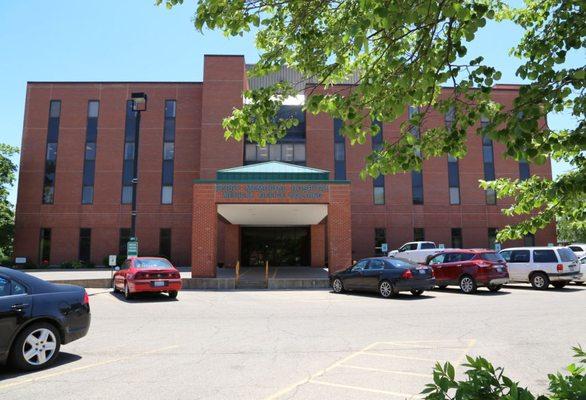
[129,92,147,251]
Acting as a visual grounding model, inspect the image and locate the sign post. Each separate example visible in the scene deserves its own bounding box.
[127,237,139,258]
[381,243,388,254]
[109,255,117,279]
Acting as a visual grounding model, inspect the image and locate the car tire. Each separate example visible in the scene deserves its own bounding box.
[530,272,549,290]
[575,281,584,286]
[410,289,424,296]
[487,284,502,292]
[124,282,133,300]
[168,291,178,299]
[332,278,344,293]
[459,275,477,294]
[112,279,119,293]
[379,280,396,298]
[9,322,61,371]
[552,282,566,289]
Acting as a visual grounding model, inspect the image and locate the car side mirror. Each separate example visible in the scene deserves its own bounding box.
[114,266,120,271]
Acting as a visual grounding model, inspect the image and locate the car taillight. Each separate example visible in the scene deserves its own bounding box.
[557,264,563,272]
[402,269,413,279]
[83,290,89,305]
[134,272,144,280]
[171,271,180,279]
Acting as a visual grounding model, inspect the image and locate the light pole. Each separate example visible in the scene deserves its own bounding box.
[129,92,147,249]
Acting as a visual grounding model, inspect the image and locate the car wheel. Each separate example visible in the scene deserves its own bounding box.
[332,278,344,293]
[9,322,61,371]
[410,289,424,296]
[530,272,549,290]
[112,278,119,293]
[379,280,395,298]
[487,284,502,292]
[459,275,477,294]
[168,291,178,299]
[124,282,133,300]
[552,282,566,289]
[575,281,584,286]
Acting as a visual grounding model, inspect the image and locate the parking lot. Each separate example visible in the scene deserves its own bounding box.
[1,284,585,400]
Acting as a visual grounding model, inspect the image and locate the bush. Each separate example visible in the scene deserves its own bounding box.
[59,260,96,269]
[101,254,127,267]
[1,258,38,269]
[422,346,585,399]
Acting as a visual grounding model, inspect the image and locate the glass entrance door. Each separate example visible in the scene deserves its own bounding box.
[241,227,310,267]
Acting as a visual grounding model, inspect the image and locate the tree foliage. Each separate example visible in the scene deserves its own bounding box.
[157,0,585,241]
[0,144,18,259]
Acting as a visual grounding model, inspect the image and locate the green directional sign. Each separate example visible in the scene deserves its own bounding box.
[127,238,139,257]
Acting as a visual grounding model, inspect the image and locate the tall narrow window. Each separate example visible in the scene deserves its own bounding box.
[488,228,497,249]
[162,100,176,204]
[333,119,346,180]
[523,233,535,247]
[445,108,461,205]
[451,228,463,248]
[374,228,386,255]
[414,228,425,241]
[481,116,496,205]
[372,120,385,204]
[122,101,137,204]
[79,228,91,262]
[118,228,131,255]
[159,228,172,259]
[82,101,99,204]
[519,160,530,181]
[39,228,52,264]
[409,106,424,205]
[43,100,61,204]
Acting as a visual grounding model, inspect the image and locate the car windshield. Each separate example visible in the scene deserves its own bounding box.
[388,258,416,268]
[558,248,578,262]
[480,252,505,262]
[134,258,173,269]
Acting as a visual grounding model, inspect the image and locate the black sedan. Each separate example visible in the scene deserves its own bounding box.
[0,267,91,371]
[330,257,435,298]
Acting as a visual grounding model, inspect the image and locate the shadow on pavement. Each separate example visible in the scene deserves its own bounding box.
[0,352,82,378]
[109,290,178,303]
[503,284,585,293]
[333,290,436,301]
[431,287,511,296]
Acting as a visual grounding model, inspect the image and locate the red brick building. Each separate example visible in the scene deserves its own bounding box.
[14,55,556,276]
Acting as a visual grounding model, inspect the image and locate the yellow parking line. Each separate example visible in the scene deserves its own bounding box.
[455,339,477,365]
[309,379,420,399]
[376,341,470,351]
[263,341,382,400]
[0,345,179,390]
[338,364,430,378]
[360,351,439,362]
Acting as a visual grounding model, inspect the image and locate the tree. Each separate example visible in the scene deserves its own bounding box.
[0,144,18,259]
[157,0,585,242]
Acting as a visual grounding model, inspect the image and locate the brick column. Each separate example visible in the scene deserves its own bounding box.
[192,184,217,277]
[327,184,352,274]
[224,224,240,268]
[310,224,326,267]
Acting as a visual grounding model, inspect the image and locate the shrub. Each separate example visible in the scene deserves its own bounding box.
[422,346,585,399]
[60,260,95,269]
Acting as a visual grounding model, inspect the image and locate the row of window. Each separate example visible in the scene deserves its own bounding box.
[373,227,535,254]
[38,227,172,264]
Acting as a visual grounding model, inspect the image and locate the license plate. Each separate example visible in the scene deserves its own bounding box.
[153,281,166,287]
[419,269,426,275]
[496,267,502,272]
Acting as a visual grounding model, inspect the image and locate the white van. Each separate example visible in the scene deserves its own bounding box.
[499,247,582,289]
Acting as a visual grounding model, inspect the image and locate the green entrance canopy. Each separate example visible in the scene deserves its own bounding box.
[216,161,329,181]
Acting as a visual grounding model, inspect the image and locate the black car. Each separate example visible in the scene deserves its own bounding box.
[0,267,91,371]
[330,257,435,298]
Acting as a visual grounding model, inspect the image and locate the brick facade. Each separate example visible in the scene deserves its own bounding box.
[14,55,557,271]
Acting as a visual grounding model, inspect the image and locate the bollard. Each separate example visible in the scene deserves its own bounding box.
[235,260,240,286]
[265,260,269,288]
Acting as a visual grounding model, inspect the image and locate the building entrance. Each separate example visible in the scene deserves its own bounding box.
[241,227,310,267]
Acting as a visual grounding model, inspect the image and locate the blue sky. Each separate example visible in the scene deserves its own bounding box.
[0,0,578,205]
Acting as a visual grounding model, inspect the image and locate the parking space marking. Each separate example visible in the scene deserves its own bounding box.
[0,345,180,391]
[338,364,430,378]
[309,379,421,398]
[360,351,439,362]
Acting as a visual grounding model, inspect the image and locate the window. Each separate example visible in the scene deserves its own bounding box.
[519,160,530,181]
[159,228,172,259]
[371,120,385,204]
[79,228,91,262]
[162,100,176,204]
[557,248,577,262]
[523,233,535,247]
[374,228,386,255]
[39,228,51,264]
[368,259,385,270]
[12,281,27,295]
[43,100,61,204]
[0,277,9,297]
[533,250,557,263]
[414,228,425,241]
[411,171,424,205]
[82,101,98,204]
[480,252,505,262]
[351,260,368,271]
[569,246,584,252]
[504,250,530,263]
[333,119,346,180]
[122,100,137,204]
[481,116,496,205]
[451,228,463,248]
[118,228,131,255]
[387,258,415,268]
[448,155,460,205]
[428,254,445,265]
[421,242,436,250]
[488,228,497,250]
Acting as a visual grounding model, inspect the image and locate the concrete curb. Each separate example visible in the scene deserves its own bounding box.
[268,278,330,289]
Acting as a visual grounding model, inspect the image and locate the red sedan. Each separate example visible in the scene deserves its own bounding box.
[113,257,182,299]
[426,249,509,293]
